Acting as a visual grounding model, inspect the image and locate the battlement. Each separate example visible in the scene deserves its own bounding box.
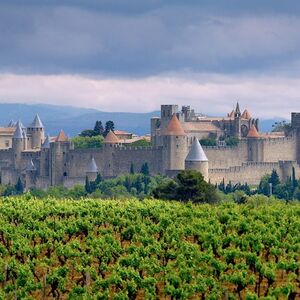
[291,112,300,128]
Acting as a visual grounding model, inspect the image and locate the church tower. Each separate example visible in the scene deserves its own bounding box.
[234,102,242,138]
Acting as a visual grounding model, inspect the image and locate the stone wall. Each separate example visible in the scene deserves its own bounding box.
[209,161,300,185]
[203,141,248,169]
[262,137,296,162]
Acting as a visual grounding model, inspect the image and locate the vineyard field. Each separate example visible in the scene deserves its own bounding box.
[0,197,299,299]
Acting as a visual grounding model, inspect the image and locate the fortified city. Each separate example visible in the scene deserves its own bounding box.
[1,103,299,191]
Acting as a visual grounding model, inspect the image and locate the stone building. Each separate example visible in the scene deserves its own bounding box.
[0,104,300,191]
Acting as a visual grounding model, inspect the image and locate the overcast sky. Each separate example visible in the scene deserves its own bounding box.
[1,0,300,118]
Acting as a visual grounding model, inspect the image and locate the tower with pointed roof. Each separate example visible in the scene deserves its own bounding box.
[247,124,263,162]
[40,135,51,177]
[234,102,242,138]
[185,139,209,181]
[12,121,25,169]
[162,114,188,172]
[49,130,74,185]
[86,157,99,181]
[27,114,45,149]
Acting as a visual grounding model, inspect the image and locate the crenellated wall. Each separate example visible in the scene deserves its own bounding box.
[203,141,248,169]
[262,136,296,162]
[209,161,300,185]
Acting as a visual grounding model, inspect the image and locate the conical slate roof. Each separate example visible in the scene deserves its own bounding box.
[164,114,186,136]
[25,159,36,172]
[247,124,260,138]
[86,157,98,173]
[41,135,50,148]
[55,130,68,142]
[22,129,27,139]
[242,109,251,119]
[104,130,119,144]
[29,114,44,128]
[186,139,208,162]
[7,120,15,127]
[13,121,24,139]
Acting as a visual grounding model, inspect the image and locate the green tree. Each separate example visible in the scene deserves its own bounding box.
[140,163,150,176]
[270,169,280,187]
[71,136,103,149]
[130,139,151,147]
[94,121,104,136]
[79,129,96,137]
[15,177,24,194]
[85,176,91,194]
[130,163,135,174]
[104,121,115,137]
[153,170,219,204]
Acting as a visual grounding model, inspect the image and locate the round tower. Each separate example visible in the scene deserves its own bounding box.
[27,114,45,149]
[86,156,99,181]
[40,135,50,177]
[162,114,188,172]
[247,124,263,162]
[185,139,209,181]
[103,130,119,177]
[12,121,25,169]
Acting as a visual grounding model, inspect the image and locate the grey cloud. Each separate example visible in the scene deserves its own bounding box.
[1,2,300,76]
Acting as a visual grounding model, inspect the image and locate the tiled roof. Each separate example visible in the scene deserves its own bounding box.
[183,122,221,132]
[228,110,235,118]
[55,130,68,142]
[164,114,186,136]
[242,109,251,119]
[186,139,208,162]
[247,124,260,138]
[104,130,119,144]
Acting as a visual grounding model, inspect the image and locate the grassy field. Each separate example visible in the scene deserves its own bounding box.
[0,196,299,299]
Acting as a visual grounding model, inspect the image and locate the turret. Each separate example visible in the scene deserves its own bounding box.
[160,105,179,133]
[162,114,187,172]
[27,114,45,149]
[185,139,209,181]
[40,135,50,177]
[103,130,119,177]
[234,102,242,138]
[49,130,73,186]
[86,157,99,181]
[247,124,263,162]
[12,121,25,169]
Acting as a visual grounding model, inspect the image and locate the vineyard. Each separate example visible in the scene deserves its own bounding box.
[0,196,299,299]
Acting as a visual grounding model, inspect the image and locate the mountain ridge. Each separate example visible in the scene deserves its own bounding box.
[0,103,282,136]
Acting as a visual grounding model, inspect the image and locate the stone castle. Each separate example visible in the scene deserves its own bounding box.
[0,103,300,190]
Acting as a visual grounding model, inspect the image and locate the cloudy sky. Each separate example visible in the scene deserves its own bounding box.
[1,0,300,118]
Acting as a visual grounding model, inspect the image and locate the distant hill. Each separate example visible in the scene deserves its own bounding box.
[0,103,283,137]
[0,103,159,136]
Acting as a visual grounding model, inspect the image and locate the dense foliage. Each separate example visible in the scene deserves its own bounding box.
[153,170,220,204]
[71,136,104,150]
[0,197,298,299]
[129,139,151,147]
